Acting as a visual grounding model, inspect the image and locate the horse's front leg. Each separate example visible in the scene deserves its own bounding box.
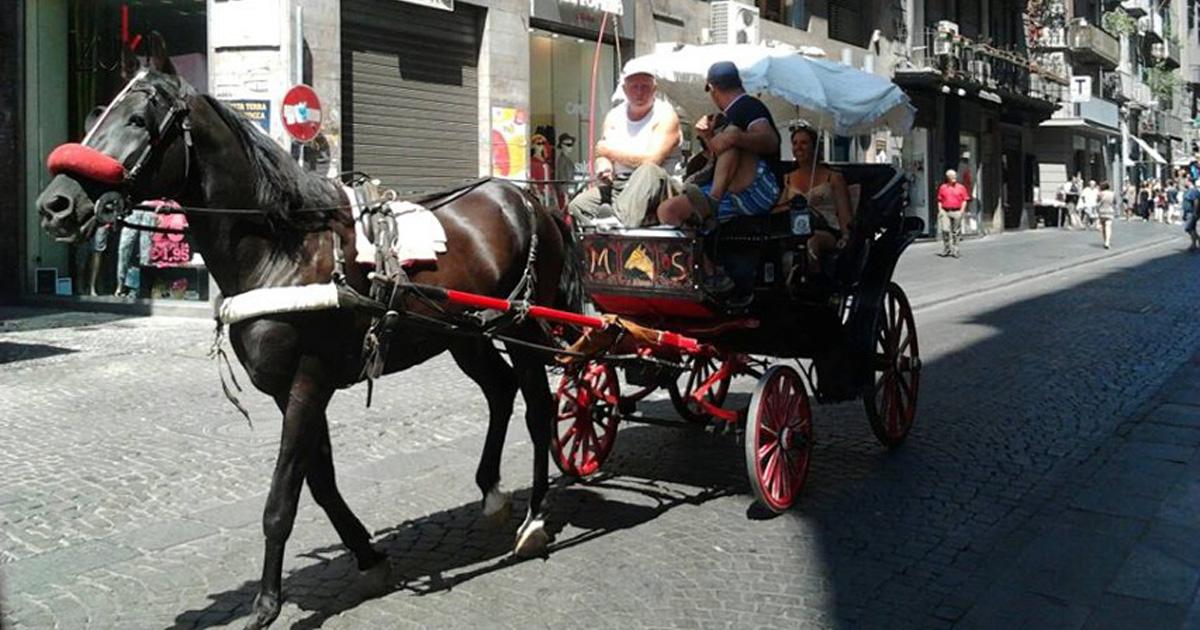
[244,356,333,630]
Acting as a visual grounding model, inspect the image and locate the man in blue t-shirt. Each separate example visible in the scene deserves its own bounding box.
[657,61,782,226]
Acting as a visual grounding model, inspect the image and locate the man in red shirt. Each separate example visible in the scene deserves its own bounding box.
[936,169,970,258]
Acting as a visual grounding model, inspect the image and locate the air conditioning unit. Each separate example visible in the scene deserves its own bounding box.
[711,1,760,45]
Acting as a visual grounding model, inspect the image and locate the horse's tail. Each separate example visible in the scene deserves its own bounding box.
[551,211,586,316]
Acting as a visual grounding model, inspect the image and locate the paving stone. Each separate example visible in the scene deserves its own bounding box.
[1081,593,1188,630]
[1107,544,1200,604]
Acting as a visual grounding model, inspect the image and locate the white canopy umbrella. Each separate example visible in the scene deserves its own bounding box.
[619,43,916,136]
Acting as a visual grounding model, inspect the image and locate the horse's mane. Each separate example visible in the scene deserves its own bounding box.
[199,92,342,239]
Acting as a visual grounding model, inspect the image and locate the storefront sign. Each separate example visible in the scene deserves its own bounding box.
[281,85,323,143]
[1070,76,1092,103]
[532,0,636,38]
[225,99,272,133]
[396,0,453,10]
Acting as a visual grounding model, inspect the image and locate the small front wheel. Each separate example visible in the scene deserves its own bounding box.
[744,365,813,513]
[667,354,733,424]
[552,362,621,478]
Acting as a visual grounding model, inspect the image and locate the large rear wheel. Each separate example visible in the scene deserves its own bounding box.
[864,282,920,448]
[744,365,813,513]
[552,362,621,478]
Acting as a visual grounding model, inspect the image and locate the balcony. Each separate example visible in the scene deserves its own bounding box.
[1138,13,1163,44]
[1121,0,1150,17]
[1049,97,1121,130]
[1151,39,1180,70]
[1116,70,1154,108]
[1139,110,1182,138]
[898,29,1062,107]
[1031,27,1068,51]
[1068,20,1120,69]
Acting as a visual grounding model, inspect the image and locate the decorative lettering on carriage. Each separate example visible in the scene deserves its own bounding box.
[668,251,688,282]
[589,245,613,275]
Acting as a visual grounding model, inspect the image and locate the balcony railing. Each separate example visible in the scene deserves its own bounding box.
[1139,110,1182,138]
[1068,20,1120,69]
[903,29,1061,103]
[1116,70,1154,107]
[1151,39,1180,69]
[1032,26,1068,50]
[1138,13,1163,43]
[1051,97,1121,129]
[1122,0,1150,17]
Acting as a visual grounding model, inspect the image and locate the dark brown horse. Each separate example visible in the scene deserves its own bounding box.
[36,40,581,630]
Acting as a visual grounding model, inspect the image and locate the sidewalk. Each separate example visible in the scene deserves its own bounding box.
[895,221,1183,310]
[950,346,1200,629]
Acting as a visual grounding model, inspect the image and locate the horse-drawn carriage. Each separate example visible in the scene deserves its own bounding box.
[35,38,924,627]
[551,162,922,512]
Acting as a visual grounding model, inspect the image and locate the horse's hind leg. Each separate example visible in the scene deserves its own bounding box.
[449,340,519,525]
[245,357,332,630]
[306,417,390,584]
[507,346,554,558]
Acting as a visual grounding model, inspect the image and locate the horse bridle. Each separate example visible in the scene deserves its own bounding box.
[46,70,195,225]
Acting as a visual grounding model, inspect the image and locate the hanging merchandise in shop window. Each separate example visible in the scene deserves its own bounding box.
[557,0,623,15]
[532,0,635,38]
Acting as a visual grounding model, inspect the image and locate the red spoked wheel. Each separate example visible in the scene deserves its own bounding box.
[552,362,621,478]
[744,365,813,513]
[864,282,921,448]
[667,354,733,424]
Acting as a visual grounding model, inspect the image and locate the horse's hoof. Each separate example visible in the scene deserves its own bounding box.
[242,592,281,630]
[358,556,393,598]
[482,486,513,528]
[513,516,549,558]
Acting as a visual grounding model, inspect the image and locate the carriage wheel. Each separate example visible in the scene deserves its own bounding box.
[667,354,733,424]
[552,362,621,478]
[864,282,921,448]
[744,365,813,513]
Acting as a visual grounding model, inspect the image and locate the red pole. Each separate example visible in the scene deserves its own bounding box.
[586,12,610,179]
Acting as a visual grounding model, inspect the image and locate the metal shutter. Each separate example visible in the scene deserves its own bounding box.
[341,0,483,193]
[829,0,866,47]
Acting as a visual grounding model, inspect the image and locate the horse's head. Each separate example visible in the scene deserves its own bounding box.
[36,34,195,243]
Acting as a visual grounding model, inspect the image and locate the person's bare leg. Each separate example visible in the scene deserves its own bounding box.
[656,195,696,226]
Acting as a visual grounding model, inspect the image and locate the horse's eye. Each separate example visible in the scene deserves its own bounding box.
[129,115,147,128]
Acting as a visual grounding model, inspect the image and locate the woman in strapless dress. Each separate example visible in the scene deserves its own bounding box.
[775,124,854,271]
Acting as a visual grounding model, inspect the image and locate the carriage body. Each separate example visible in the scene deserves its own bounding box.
[554,164,926,511]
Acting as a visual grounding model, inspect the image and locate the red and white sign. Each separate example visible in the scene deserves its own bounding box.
[281,84,323,143]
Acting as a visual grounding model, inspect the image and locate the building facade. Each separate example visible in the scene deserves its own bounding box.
[6,0,920,306]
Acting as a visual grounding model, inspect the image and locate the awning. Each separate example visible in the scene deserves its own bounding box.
[1129,134,1167,164]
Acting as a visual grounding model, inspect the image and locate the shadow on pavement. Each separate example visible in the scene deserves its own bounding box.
[0,341,77,364]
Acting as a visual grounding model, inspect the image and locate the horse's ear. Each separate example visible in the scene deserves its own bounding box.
[120,43,141,80]
[145,31,176,75]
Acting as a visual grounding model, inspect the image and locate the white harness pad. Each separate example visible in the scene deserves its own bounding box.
[343,186,447,267]
[217,283,340,325]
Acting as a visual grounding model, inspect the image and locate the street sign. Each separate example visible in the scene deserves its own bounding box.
[281,84,322,143]
[1070,75,1092,103]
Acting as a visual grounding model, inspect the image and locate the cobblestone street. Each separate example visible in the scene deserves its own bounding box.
[2,222,1199,629]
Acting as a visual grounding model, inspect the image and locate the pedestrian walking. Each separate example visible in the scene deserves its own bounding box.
[1059,174,1082,229]
[1166,179,1181,224]
[936,169,969,258]
[1183,179,1200,252]
[1079,179,1099,229]
[1097,181,1116,249]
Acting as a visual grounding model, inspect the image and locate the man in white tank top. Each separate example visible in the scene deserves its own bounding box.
[568,71,682,226]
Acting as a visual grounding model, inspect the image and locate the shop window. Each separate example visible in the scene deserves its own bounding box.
[529,29,619,208]
[757,0,808,30]
[829,0,868,47]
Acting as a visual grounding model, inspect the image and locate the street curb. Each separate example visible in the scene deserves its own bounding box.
[910,233,1182,313]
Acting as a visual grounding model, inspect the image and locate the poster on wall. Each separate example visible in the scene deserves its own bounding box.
[491,107,529,180]
[225,99,272,133]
